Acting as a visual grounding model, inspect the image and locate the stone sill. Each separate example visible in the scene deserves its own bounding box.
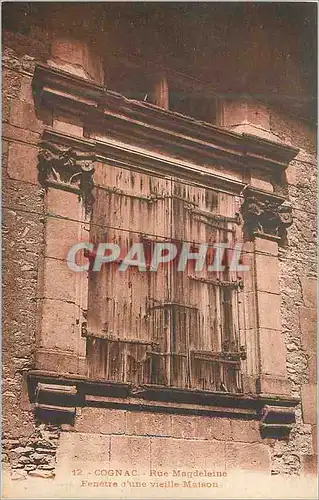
[28,370,299,420]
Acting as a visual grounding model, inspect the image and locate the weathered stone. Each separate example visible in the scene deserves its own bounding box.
[255,254,279,294]
[53,111,83,137]
[37,464,55,470]
[259,329,287,377]
[299,307,317,353]
[39,298,78,352]
[28,469,55,479]
[254,237,278,257]
[225,442,270,471]
[312,425,317,455]
[24,464,37,471]
[55,432,110,474]
[3,123,40,145]
[301,385,317,425]
[110,436,150,470]
[257,293,282,331]
[11,469,27,480]
[151,438,226,471]
[126,411,171,437]
[35,447,56,455]
[300,277,317,309]
[19,75,34,104]
[9,99,43,133]
[42,257,77,302]
[231,419,261,443]
[44,217,81,261]
[29,452,50,464]
[11,446,33,455]
[301,454,318,475]
[75,407,126,435]
[17,456,31,464]
[46,187,84,220]
[170,415,232,441]
[7,142,38,184]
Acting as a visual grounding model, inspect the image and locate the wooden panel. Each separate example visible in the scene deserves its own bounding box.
[86,165,245,393]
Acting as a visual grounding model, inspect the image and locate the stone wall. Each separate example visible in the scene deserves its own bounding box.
[3,28,49,447]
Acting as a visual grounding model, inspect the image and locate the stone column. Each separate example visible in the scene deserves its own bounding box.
[36,140,94,375]
[241,195,293,396]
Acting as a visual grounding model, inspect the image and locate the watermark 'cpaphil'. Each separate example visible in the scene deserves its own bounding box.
[66,241,249,274]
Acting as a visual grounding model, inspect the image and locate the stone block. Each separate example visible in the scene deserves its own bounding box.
[221,99,247,127]
[312,425,317,455]
[258,375,291,396]
[250,176,274,192]
[50,36,103,83]
[299,306,317,353]
[254,237,278,256]
[3,123,39,145]
[247,102,270,130]
[40,298,78,352]
[2,68,21,99]
[301,384,317,425]
[243,293,257,330]
[255,254,279,294]
[308,354,317,384]
[259,328,287,377]
[46,187,84,220]
[35,348,86,375]
[53,111,83,137]
[7,142,38,184]
[170,415,231,441]
[301,454,318,476]
[126,411,171,437]
[225,442,270,472]
[231,419,261,443]
[110,436,150,470]
[19,75,34,104]
[151,438,226,471]
[10,99,43,133]
[42,257,76,302]
[75,408,126,435]
[55,432,110,476]
[301,277,317,309]
[45,217,81,261]
[285,165,297,186]
[257,292,282,331]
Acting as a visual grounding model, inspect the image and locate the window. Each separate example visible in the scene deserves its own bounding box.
[85,166,245,394]
[105,54,219,124]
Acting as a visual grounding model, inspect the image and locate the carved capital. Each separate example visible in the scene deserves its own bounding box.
[38,140,95,214]
[240,195,293,240]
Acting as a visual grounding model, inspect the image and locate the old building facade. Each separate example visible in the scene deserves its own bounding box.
[2,3,317,498]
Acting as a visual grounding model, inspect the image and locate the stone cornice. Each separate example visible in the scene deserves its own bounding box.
[33,64,299,174]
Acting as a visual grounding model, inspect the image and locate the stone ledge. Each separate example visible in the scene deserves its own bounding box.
[28,369,299,423]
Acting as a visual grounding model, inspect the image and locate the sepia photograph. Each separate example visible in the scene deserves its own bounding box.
[2,1,317,498]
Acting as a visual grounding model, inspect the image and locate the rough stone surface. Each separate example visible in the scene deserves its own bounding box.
[75,408,126,435]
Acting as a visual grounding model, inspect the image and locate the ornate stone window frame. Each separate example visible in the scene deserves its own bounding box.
[30,63,300,437]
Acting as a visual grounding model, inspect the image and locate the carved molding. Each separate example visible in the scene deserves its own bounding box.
[259,404,295,438]
[35,382,78,424]
[38,140,95,214]
[240,195,293,240]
